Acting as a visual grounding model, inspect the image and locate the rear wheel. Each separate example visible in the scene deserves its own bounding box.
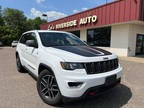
[16,55,25,73]
[37,69,62,105]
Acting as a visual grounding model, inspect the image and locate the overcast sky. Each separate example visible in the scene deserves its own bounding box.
[0,0,114,21]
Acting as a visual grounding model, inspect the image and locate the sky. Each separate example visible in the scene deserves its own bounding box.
[0,0,115,21]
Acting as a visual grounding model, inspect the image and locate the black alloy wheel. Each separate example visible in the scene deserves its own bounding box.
[37,69,62,105]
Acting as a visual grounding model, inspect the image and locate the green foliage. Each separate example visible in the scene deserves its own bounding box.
[0,6,4,26]
[3,8,28,38]
[27,17,47,30]
[0,26,18,45]
[3,8,27,27]
[0,6,47,46]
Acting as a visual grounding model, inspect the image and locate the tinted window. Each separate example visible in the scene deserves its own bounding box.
[19,32,38,46]
[87,27,111,47]
[19,34,27,44]
[39,32,85,47]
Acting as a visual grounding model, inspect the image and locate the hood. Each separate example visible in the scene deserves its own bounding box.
[44,46,112,61]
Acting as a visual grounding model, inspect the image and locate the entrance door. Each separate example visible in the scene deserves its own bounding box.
[136,34,144,55]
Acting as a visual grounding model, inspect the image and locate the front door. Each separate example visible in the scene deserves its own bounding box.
[136,34,144,55]
[25,32,39,73]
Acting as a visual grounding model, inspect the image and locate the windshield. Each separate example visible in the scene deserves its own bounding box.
[39,32,85,47]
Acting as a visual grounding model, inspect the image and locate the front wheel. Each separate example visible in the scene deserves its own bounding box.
[37,69,62,105]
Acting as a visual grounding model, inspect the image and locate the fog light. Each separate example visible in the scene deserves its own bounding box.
[68,82,83,88]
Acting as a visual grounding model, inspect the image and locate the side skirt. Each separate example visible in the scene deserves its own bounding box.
[23,66,38,81]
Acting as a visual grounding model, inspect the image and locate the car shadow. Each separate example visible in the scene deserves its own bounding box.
[61,84,132,108]
[21,69,38,81]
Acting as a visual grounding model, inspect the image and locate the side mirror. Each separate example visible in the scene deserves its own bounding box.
[26,40,38,48]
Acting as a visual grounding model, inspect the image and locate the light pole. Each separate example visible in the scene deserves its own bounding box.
[42,14,48,22]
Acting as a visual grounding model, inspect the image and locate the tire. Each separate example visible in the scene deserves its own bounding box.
[37,69,62,105]
[16,54,25,73]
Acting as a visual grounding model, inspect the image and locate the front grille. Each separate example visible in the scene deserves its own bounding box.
[84,59,119,74]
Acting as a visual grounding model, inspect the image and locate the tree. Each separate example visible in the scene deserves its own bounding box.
[0,6,4,26]
[3,8,27,27]
[3,8,27,38]
[27,17,47,30]
[0,26,18,45]
[0,7,47,46]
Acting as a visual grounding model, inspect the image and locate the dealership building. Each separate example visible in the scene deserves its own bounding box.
[40,0,144,56]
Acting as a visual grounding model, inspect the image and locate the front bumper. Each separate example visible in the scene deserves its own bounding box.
[57,66,123,98]
[63,78,121,100]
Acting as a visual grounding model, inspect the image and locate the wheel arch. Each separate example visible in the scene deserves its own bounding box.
[38,63,54,75]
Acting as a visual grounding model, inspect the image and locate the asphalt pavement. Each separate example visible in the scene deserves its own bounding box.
[0,47,144,108]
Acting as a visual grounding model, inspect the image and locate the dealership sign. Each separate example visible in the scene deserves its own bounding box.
[79,15,97,25]
[48,15,97,30]
[56,20,77,29]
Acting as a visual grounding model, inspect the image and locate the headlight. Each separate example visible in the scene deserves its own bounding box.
[60,62,84,70]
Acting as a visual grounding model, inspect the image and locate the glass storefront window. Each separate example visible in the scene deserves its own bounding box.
[87,27,111,47]
[69,30,80,38]
[136,34,144,55]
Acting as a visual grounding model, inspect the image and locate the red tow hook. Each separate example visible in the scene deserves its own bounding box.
[89,91,95,96]
[116,82,120,86]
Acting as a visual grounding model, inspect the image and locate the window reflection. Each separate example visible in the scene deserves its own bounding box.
[87,27,111,47]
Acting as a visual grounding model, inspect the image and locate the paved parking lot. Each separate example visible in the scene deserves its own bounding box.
[0,47,144,108]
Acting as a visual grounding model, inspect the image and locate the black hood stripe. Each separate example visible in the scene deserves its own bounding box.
[52,46,112,57]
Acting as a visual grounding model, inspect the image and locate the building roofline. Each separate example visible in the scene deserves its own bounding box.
[41,0,124,26]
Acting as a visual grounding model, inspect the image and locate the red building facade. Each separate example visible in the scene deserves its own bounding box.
[40,0,144,57]
[41,0,144,31]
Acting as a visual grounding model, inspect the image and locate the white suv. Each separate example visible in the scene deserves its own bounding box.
[16,30,123,105]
